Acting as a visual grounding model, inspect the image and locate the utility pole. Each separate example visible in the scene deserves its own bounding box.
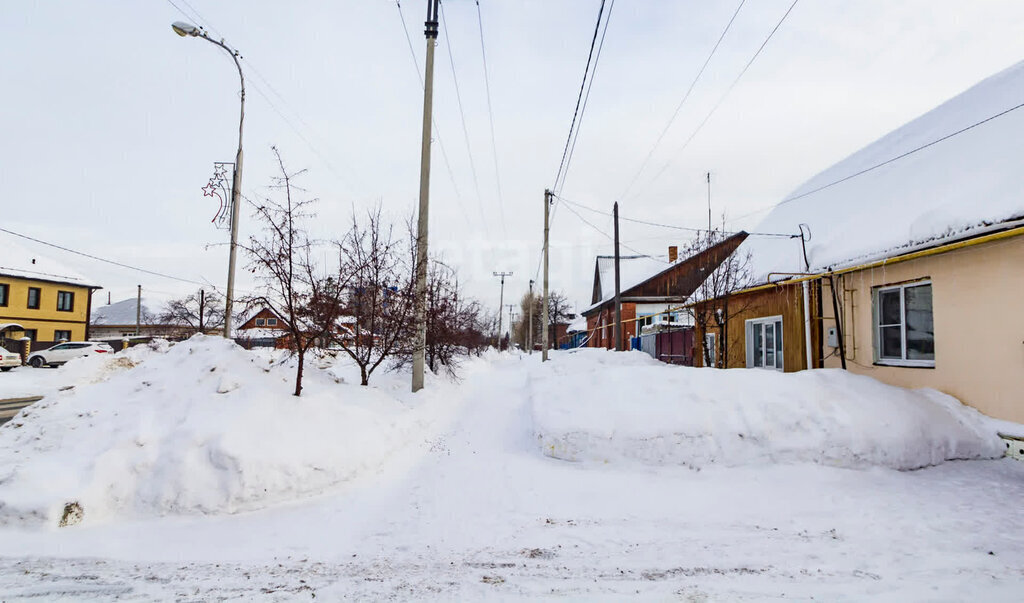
[542,189,551,361]
[135,285,142,337]
[528,279,534,354]
[198,289,206,334]
[412,0,441,393]
[493,271,513,349]
[613,202,622,351]
[506,304,516,347]
[707,171,712,234]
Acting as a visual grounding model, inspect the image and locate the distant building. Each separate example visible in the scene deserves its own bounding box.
[0,240,101,347]
[90,298,189,339]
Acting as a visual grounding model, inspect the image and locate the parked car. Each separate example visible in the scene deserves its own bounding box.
[27,342,114,368]
[0,348,20,372]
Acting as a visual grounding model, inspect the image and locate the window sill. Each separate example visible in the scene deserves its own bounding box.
[873,360,935,369]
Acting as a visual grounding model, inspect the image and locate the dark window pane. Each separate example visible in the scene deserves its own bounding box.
[765,324,775,367]
[880,326,902,359]
[879,289,901,325]
[775,320,783,363]
[905,284,934,360]
[753,325,763,367]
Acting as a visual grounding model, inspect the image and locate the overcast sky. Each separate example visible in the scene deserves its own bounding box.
[5,1,1024,317]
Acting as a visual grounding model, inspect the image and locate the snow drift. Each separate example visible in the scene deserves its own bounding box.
[530,350,1003,470]
[0,336,434,527]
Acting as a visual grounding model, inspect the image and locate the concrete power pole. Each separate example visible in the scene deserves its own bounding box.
[542,189,551,362]
[412,0,441,393]
[506,304,516,347]
[528,279,534,354]
[135,285,142,337]
[493,271,512,349]
[613,201,622,351]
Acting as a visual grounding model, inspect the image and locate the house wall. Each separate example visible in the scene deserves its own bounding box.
[693,283,815,372]
[0,276,94,342]
[822,233,1024,422]
[585,303,637,349]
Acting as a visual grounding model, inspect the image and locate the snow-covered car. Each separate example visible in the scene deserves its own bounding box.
[0,348,21,371]
[27,342,114,368]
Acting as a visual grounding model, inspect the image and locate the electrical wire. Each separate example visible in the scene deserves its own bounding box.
[474,0,508,236]
[619,0,746,200]
[551,0,608,192]
[630,0,800,199]
[558,202,665,261]
[439,1,491,237]
[556,0,616,195]
[555,194,797,238]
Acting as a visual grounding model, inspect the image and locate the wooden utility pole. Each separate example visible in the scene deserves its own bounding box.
[493,271,512,349]
[135,285,141,336]
[528,279,534,354]
[198,289,206,333]
[412,0,441,392]
[613,202,622,351]
[542,189,551,361]
[506,304,516,346]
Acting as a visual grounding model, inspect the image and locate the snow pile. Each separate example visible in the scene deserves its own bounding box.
[530,350,1003,470]
[0,335,433,527]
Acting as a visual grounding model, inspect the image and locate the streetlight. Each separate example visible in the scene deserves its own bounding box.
[172,21,245,339]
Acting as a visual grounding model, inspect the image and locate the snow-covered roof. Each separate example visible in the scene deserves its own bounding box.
[566,317,588,334]
[92,298,170,326]
[236,328,288,340]
[744,59,1024,280]
[0,237,100,288]
[593,255,669,304]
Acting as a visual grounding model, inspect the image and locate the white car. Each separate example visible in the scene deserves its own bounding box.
[27,342,114,368]
[0,348,20,372]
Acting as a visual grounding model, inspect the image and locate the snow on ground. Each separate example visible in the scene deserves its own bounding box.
[0,336,465,527]
[531,349,1003,470]
[0,348,1021,600]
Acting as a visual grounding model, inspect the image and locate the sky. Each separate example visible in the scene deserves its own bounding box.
[4,0,1024,319]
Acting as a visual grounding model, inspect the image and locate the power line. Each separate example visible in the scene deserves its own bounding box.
[439,1,491,236]
[557,0,616,195]
[1,227,212,288]
[556,194,797,238]
[630,0,800,199]
[551,0,608,192]
[732,95,1024,224]
[474,0,508,237]
[619,0,746,200]
[558,201,663,260]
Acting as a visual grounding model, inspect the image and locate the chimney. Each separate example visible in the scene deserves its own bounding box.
[668,246,678,263]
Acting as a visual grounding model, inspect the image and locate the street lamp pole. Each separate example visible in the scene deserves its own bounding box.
[172,22,245,339]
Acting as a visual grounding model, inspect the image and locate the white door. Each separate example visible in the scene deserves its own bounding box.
[746,317,784,370]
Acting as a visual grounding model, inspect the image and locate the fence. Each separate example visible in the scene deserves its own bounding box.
[634,327,694,366]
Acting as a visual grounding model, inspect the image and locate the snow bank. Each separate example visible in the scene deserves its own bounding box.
[0,336,436,527]
[530,350,1003,470]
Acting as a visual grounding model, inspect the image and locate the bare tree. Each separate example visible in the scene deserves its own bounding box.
[689,218,755,368]
[159,290,225,336]
[332,205,416,386]
[545,290,573,349]
[245,147,349,396]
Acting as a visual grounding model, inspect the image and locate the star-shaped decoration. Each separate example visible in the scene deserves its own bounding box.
[202,180,219,197]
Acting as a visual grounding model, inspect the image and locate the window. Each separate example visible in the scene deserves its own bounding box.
[704,332,717,367]
[56,291,74,312]
[24,329,37,341]
[873,281,934,367]
[0,283,8,307]
[54,330,71,341]
[27,287,41,309]
[266,318,278,326]
[746,316,783,370]
[255,318,266,326]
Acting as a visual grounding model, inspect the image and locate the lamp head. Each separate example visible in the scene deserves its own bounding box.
[171,21,200,37]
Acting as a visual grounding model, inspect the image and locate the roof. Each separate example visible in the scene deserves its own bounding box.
[584,232,749,315]
[0,237,100,288]
[91,298,170,326]
[566,317,588,334]
[744,59,1024,280]
[592,255,669,305]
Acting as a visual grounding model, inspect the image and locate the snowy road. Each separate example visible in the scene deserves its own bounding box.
[1,352,1023,600]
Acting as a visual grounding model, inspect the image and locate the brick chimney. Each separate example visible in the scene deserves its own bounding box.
[668,246,678,263]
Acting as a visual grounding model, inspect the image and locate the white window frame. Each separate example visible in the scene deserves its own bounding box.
[872,280,934,368]
[745,315,784,371]
[255,318,266,326]
[266,318,278,326]
[704,332,717,367]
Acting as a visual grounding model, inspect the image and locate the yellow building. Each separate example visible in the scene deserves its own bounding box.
[1,241,101,344]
